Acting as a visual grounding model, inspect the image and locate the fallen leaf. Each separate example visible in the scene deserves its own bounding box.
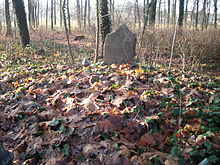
[138,134,156,146]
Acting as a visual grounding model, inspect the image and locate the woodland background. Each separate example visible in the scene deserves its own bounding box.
[0,0,220,165]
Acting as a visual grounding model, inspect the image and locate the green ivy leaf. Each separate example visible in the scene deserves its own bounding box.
[198,158,209,165]
[170,146,182,157]
[61,144,70,156]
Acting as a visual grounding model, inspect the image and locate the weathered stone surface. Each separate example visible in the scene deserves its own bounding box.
[104,24,136,64]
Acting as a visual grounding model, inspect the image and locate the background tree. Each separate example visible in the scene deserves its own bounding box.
[76,0,81,29]
[28,0,32,28]
[62,0,74,62]
[84,0,87,28]
[94,0,100,62]
[5,0,12,36]
[87,0,91,27]
[67,0,71,33]
[172,0,177,24]
[195,0,199,29]
[201,0,207,30]
[54,0,57,25]
[158,0,162,26]
[100,0,111,56]
[184,0,189,26]
[51,0,54,30]
[167,0,171,27]
[109,0,114,25]
[46,0,48,28]
[12,0,30,48]
[178,0,185,27]
[214,0,217,29]
[148,0,157,26]
[60,0,63,27]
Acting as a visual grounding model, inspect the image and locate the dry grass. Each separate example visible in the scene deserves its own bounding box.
[137,27,220,73]
[0,26,219,74]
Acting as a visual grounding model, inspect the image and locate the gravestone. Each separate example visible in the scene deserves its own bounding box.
[104,24,136,64]
[0,145,14,165]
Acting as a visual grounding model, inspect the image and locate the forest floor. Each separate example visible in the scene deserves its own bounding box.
[0,33,220,165]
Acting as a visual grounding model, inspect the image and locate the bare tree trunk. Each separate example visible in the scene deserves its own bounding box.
[138,0,149,59]
[37,0,40,27]
[12,0,30,48]
[100,0,111,57]
[5,0,12,36]
[33,3,37,27]
[84,0,87,28]
[205,0,210,30]
[88,0,91,27]
[190,0,196,29]
[167,0,170,27]
[46,0,48,28]
[51,0,54,30]
[201,0,207,30]
[76,0,81,29]
[41,0,43,25]
[109,0,115,25]
[63,0,74,63]
[178,0,184,27]
[134,3,137,28]
[94,0,99,62]
[67,0,71,33]
[184,0,189,26]
[213,0,217,29]
[81,0,83,25]
[60,0,62,27]
[163,0,166,27]
[54,0,56,25]
[195,0,199,30]
[28,0,32,29]
[112,0,115,24]
[172,0,177,25]
[136,0,141,29]
[158,0,162,27]
[2,1,6,27]
[149,0,157,27]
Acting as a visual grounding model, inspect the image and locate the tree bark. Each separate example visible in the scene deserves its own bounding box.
[54,0,57,25]
[28,0,32,28]
[136,0,141,29]
[172,0,177,25]
[158,0,162,27]
[94,0,100,62]
[100,0,111,57]
[149,0,157,26]
[84,0,87,28]
[214,0,217,29]
[12,0,30,48]
[46,0,48,28]
[76,0,81,29]
[184,0,189,26]
[51,0,54,30]
[5,0,12,36]
[201,0,207,30]
[195,0,199,30]
[109,0,114,25]
[178,0,184,27]
[62,0,74,63]
[67,0,71,33]
[88,0,91,27]
[167,0,170,27]
[60,0,63,27]
[205,0,210,30]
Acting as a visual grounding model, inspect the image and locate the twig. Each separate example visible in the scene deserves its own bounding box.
[169,18,178,69]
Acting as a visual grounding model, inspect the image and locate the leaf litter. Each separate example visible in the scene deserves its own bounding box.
[0,64,220,164]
